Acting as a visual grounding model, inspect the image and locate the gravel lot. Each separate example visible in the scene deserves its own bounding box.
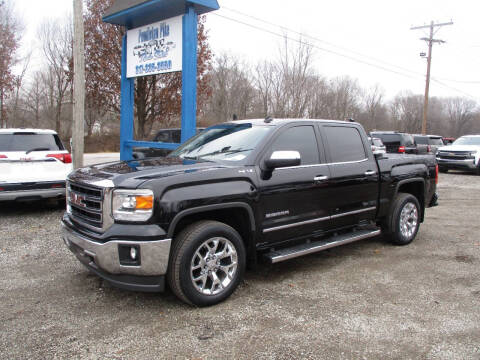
[1,171,479,359]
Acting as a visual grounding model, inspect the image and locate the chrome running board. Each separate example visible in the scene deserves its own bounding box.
[264,229,381,264]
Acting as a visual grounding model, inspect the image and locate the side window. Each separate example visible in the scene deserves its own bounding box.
[171,130,181,143]
[270,126,320,165]
[403,134,414,146]
[324,126,366,163]
[154,131,170,143]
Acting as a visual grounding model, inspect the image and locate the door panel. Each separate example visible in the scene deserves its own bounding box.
[327,160,378,228]
[321,125,379,229]
[258,165,331,244]
[256,124,331,245]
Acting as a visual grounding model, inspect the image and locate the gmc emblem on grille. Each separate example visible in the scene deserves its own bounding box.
[69,192,87,208]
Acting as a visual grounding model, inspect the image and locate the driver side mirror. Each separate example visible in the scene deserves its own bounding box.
[264,151,301,170]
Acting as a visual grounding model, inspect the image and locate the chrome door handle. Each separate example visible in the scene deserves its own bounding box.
[314,175,328,182]
[364,170,376,176]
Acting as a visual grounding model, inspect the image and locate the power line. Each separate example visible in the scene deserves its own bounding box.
[212,13,423,81]
[432,77,480,84]
[430,78,479,101]
[211,11,479,101]
[220,6,425,78]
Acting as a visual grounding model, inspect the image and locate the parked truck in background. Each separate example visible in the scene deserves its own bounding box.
[436,135,480,174]
[62,119,438,306]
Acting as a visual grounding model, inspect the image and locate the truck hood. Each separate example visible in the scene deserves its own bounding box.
[437,145,480,152]
[68,157,232,188]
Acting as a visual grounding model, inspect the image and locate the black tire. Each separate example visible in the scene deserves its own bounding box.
[167,220,246,306]
[438,167,448,173]
[385,193,421,246]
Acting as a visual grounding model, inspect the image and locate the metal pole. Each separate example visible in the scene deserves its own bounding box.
[411,21,453,135]
[73,0,85,168]
[119,34,135,161]
[422,22,434,135]
[180,5,198,143]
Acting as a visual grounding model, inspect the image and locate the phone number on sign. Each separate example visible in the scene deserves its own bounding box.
[136,60,173,75]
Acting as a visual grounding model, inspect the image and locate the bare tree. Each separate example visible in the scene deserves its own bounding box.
[204,53,256,123]
[37,17,73,136]
[328,76,362,121]
[254,60,275,117]
[9,52,31,127]
[445,97,478,137]
[361,84,385,130]
[269,35,314,118]
[0,0,22,127]
[306,75,333,119]
[390,92,424,133]
[24,72,44,127]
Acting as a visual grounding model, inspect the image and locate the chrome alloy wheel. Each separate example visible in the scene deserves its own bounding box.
[190,237,238,295]
[399,202,418,239]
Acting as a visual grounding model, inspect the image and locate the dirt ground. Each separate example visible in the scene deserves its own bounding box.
[0,171,479,359]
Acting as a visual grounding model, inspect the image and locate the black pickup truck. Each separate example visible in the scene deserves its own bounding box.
[62,119,438,306]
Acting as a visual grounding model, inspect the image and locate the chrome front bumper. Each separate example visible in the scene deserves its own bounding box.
[61,222,171,276]
[0,188,66,201]
[436,157,477,170]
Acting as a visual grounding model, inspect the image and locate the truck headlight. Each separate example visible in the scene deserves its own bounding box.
[112,189,154,221]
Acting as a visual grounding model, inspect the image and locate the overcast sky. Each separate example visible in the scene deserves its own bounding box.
[13,0,480,102]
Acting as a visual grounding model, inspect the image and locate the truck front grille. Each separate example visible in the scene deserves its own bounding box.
[67,182,104,230]
[437,151,473,160]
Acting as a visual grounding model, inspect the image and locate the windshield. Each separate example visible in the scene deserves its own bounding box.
[428,138,443,145]
[414,136,428,145]
[168,124,272,162]
[452,136,480,146]
[0,133,64,152]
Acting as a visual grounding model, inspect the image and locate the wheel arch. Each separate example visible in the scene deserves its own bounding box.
[394,178,426,222]
[167,202,257,263]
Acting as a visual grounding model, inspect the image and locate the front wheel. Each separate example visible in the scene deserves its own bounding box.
[167,220,246,306]
[386,193,421,245]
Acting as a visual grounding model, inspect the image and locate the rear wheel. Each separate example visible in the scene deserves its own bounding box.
[385,193,421,245]
[167,220,246,306]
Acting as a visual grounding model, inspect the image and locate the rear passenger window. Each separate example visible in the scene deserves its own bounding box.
[270,126,319,165]
[154,131,170,142]
[325,126,366,163]
[414,136,428,145]
[171,130,181,143]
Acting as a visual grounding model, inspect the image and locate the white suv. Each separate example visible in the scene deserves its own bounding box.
[436,135,480,174]
[0,129,73,202]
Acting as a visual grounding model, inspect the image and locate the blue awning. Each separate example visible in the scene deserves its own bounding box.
[103,0,219,29]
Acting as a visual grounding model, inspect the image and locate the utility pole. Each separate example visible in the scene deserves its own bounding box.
[411,21,453,135]
[73,0,85,168]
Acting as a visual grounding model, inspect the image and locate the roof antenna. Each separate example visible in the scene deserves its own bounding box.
[264,116,273,123]
[232,114,238,121]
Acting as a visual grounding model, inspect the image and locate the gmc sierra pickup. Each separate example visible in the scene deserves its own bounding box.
[62,119,438,306]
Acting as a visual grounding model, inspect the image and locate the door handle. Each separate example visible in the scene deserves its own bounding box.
[364,170,376,176]
[314,175,328,182]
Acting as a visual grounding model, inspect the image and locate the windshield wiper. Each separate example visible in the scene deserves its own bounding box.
[25,147,50,154]
[197,148,253,159]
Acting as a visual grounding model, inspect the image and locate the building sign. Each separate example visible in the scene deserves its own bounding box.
[126,15,183,78]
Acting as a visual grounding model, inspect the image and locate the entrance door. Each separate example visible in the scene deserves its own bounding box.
[321,124,379,230]
[256,124,332,245]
